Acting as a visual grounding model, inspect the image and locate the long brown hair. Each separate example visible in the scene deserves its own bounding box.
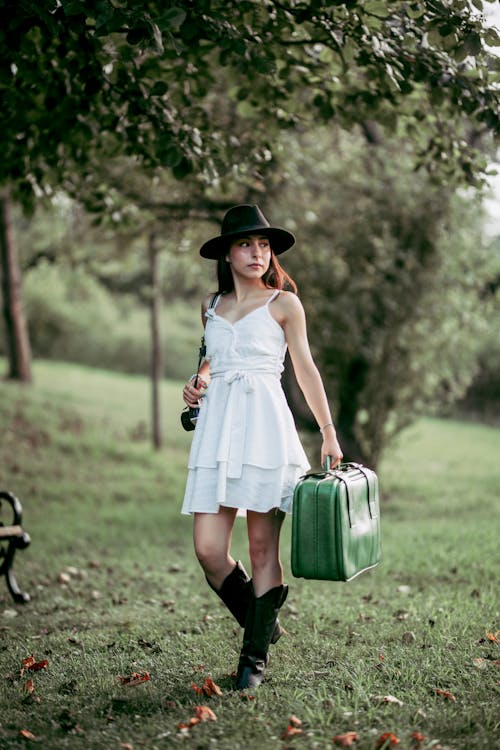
[216,251,298,294]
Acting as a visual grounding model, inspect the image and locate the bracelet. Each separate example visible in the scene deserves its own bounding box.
[320,421,334,434]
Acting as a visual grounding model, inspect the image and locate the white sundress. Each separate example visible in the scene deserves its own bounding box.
[181,290,310,515]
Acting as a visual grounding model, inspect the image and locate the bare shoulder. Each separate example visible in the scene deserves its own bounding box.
[201,291,219,314]
[200,291,219,327]
[271,290,305,326]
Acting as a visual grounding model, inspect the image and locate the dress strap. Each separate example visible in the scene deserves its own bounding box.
[266,290,281,305]
[209,293,221,310]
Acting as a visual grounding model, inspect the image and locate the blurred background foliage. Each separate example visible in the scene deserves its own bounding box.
[269,128,500,462]
[1,0,499,465]
[3,123,499,465]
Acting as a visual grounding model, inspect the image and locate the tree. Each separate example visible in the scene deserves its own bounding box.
[0,0,498,442]
[271,127,496,466]
[70,160,243,448]
[1,0,498,339]
[0,192,32,381]
[1,0,498,209]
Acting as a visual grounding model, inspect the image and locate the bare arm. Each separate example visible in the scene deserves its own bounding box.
[182,294,213,407]
[275,292,343,468]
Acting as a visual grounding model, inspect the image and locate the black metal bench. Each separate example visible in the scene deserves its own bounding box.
[0,491,31,603]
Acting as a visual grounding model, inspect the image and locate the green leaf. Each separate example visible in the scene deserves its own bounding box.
[172,157,193,179]
[452,44,469,63]
[94,1,115,30]
[485,28,500,47]
[160,145,181,167]
[464,32,482,57]
[127,28,147,45]
[62,1,85,17]
[150,81,168,96]
[430,87,444,106]
[363,0,390,17]
[237,100,258,118]
[161,7,187,31]
[406,5,425,20]
[438,23,455,37]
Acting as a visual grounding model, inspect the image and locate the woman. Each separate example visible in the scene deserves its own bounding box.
[182,204,343,690]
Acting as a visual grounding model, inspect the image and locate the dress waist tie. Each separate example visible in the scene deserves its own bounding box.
[210,367,279,478]
[223,369,255,392]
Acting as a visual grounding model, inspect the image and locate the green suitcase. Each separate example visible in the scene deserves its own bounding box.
[291,461,381,582]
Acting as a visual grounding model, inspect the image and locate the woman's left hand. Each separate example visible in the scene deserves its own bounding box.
[321,431,343,469]
[183,375,208,407]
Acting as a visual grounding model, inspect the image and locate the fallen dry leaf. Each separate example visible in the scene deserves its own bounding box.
[332,731,359,746]
[118,671,150,687]
[191,677,222,697]
[434,688,456,702]
[177,719,200,730]
[376,732,400,748]
[281,715,303,739]
[194,705,217,722]
[281,725,303,739]
[30,660,48,673]
[19,729,38,740]
[23,680,35,694]
[473,658,487,669]
[177,704,217,731]
[381,695,404,707]
[485,630,499,644]
[202,677,222,696]
[21,655,48,675]
[120,744,133,750]
[402,631,416,644]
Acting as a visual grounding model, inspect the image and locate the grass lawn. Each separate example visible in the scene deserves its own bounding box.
[0,360,498,750]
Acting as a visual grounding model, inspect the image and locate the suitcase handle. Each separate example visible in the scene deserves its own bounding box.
[322,458,363,473]
[322,459,378,521]
[303,460,363,479]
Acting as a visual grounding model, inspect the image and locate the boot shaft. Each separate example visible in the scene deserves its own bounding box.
[236,583,289,690]
[205,563,284,644]
[206,561,251,628]
[242,584,288,660]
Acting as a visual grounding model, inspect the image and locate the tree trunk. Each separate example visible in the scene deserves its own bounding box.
[335,358,370,466]
[148,232,162,449]
[282,353,371,467]
[0,194,32,382]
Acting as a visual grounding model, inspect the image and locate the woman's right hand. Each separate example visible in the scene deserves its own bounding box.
[183,375,208,407]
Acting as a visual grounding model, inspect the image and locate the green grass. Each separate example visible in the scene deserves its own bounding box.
[0,360,498,749]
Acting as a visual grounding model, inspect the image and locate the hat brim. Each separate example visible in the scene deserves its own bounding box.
[200,227,295,259]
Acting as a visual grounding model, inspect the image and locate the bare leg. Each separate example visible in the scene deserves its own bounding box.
[246,509,286,597]
[193,506,238,590]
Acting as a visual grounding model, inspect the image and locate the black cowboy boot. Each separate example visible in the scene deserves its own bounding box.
[235,583,288,690]
[206,562,284,644]
[206,560,250,628]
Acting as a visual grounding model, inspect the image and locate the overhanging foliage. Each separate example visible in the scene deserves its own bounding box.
[0,0,499,209]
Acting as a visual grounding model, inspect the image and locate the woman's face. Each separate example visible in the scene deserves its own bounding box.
[226,235,271,279]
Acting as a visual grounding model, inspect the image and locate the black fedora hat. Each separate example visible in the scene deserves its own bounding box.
[199,204,295,259]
